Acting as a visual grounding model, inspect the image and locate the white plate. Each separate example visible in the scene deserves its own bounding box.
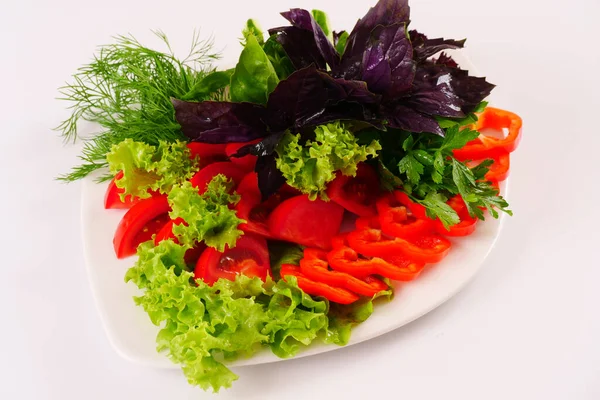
[81,53,507,369]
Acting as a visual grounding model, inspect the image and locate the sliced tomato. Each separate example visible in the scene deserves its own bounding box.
[235,172,296,239]
[190,162,247,193]
[267,195,344,249]
[187,143,228,168]
[226,142,258,172]
[104,171,140,209]
[327,163,380,217]
[154,218,206,264]
[194,234,270,285]
[113,195,171,258]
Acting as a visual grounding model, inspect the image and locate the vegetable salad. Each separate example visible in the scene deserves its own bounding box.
[57,0,522,392]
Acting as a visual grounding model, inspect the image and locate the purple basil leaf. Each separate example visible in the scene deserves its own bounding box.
[443,67,495,113]
[266,66,382,131]
[172,99,268,143]
[409,29,466,61]
[269,26,327,70]
[362,23,415,97]
[235,131,285,157]
[384,103,443,135]
[281,9,340,71]
[255,153,286,200]
[341,0,411,79]
[432,52,459,68]
[404,65,465,118]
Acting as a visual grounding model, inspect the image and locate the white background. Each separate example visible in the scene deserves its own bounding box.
[2,0,599,399]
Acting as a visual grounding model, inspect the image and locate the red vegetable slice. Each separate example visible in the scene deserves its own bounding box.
[186,143,228,168]
[113,195,171,258]
[194,234,270,285]
[104,171,139,209]
[190,162,247,193]
[376,193,434,239]
[267,194,344,249]
[433,195,478,237]
[347,228,451,264]
[327,163,380,217]
[280,264,359,304]
[226,142,258,172]
[154,218,207,264]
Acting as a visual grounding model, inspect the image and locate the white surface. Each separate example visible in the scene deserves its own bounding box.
[2,0,599,399]
[82,165,506,368]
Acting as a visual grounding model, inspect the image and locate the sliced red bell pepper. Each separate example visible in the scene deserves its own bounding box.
[327,244,425,281]
[267,194,344,249]
[113,194,171,259]
[280,264,359,304]
[104,171,140,209]
[194,234,270,285]
[326,163,380,217]
[347,228,451,264]
[225,142,258,172]
[484,151,510,182]
[393,191,430,220]
[433,195,478,237]
[300,248,388,297]
[154,218,207,264]
[453,107,522,160]
[190,162,247,194]
[377,193,434,239]
[355,216,382,230]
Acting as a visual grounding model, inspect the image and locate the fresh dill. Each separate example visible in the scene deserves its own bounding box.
[56,30,223,182]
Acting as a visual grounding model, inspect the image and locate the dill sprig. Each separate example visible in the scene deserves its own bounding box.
[56,30,222,182]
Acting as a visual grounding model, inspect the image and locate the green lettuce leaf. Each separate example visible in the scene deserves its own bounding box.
[242,19,265,46]
[106,139,198,200]
[125,240,385,392]
[275,121,381,200]
[230,35,279,104]
[168,176,244,252]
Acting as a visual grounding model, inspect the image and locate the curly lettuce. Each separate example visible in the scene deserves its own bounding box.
[106,139,198,200]
[168,176,244,252]
[125,239,391,392]
[275,121,381,200]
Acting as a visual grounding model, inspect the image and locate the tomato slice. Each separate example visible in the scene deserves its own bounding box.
[154,218,207,264]
[226,142,258,172]
[327,163,380,217]
[267,195,344,249]
[187,143,228,168]
[113,195,171,258]
[104,171,140,209]
[190,162,247,193]
[194,234,270,285]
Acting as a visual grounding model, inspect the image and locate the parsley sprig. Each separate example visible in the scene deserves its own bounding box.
[374,112,512,228]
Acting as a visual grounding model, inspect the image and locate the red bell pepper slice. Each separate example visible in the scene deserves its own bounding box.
[190,162,247,194]
[327,244,425,281]
[433,195,478,237]
[347,228,451,264]
[326,163,380,217]
[485,151,510,182]
[280,264,359,304]
[194,234,270,285]
[300,248,388,296]
[376,193,434,239]
[393,191,430,220]
[225,142,258,172]
[267,194,344,249]
[453,107,522,160]
[154,218,207,264]
[113,194,171,259]
[104,171,140,209]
